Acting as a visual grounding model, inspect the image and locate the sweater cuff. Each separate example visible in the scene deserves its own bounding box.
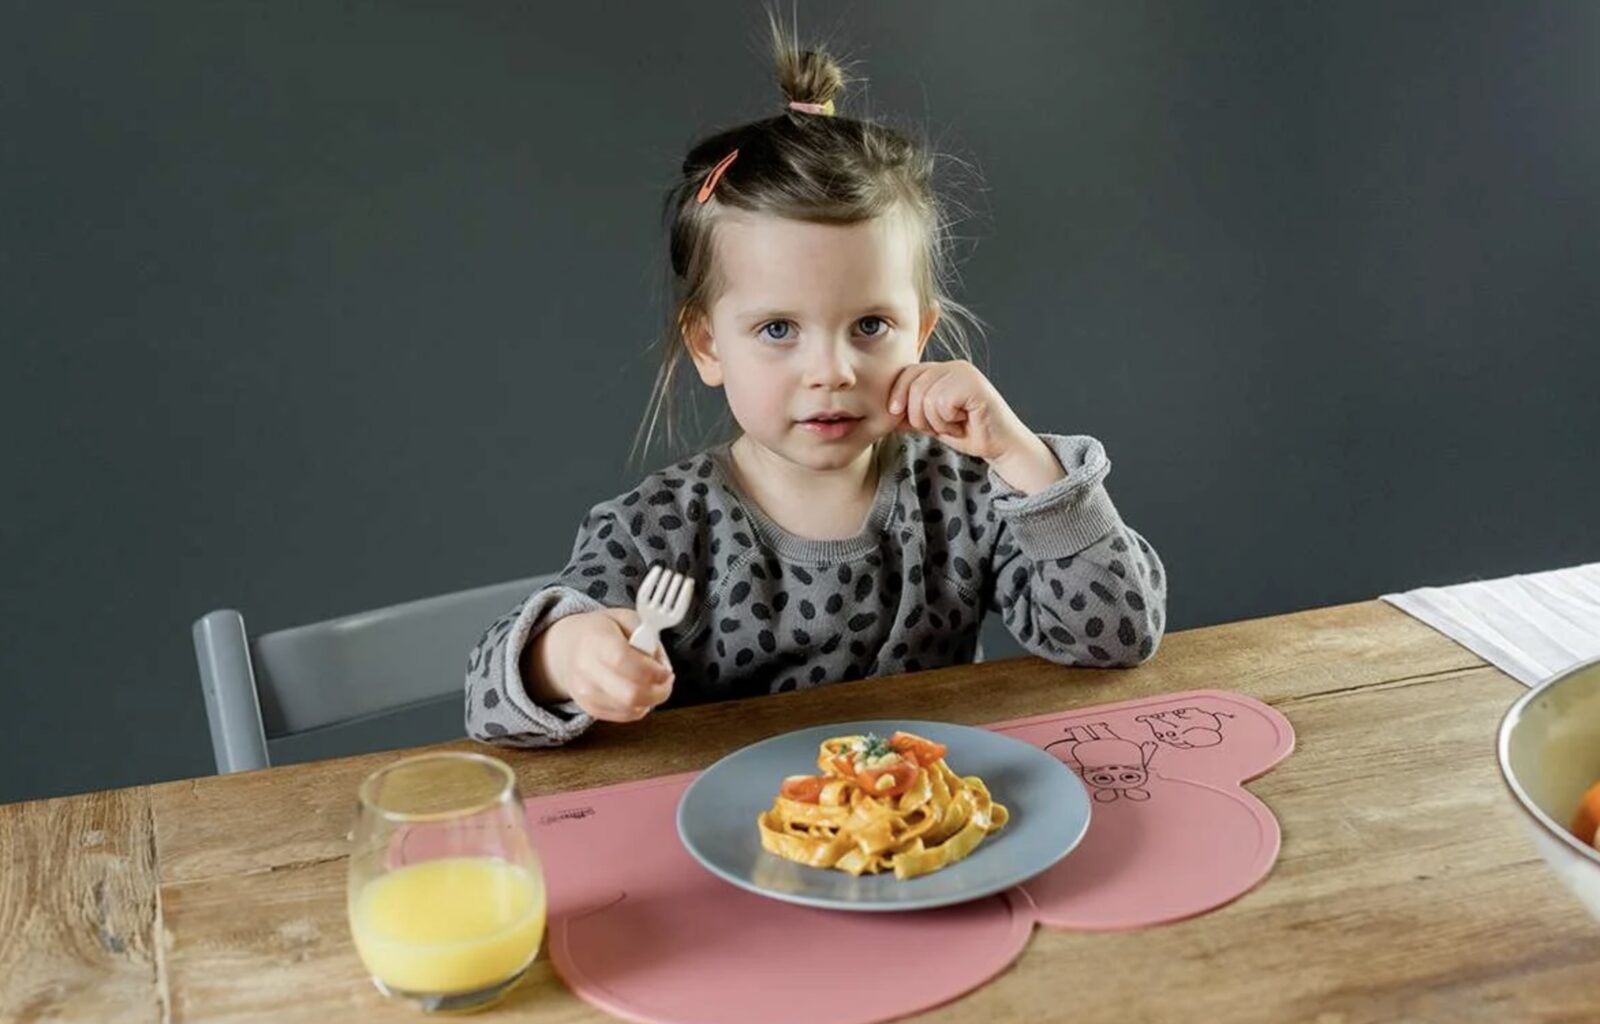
[990,433,1123,559]
[500,585,603,740]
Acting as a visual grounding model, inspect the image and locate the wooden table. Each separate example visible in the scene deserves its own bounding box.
[3,600,1597,1023]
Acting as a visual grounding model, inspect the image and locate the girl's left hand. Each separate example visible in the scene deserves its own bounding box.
[887,360,1066,494]
[887,359,1029,462]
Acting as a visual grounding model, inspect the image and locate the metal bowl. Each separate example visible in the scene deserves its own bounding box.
[1497,654,1600,920]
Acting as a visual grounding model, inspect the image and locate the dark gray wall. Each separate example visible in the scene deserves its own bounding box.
[3,2,1596,804]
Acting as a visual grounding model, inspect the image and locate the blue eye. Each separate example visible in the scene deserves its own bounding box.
[857,316,888,338]
[759,321,793,342]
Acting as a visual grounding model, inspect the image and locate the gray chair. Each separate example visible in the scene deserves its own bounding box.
[192,575,551,774]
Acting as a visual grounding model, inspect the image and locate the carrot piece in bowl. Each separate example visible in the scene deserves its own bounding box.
[1573,782,1600,850]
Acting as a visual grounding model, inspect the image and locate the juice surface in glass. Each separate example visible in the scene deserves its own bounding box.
[350,856,546,995]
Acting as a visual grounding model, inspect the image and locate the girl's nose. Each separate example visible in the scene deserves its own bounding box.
[802,337,856,389]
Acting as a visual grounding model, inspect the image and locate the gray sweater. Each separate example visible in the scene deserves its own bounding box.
[464,432,1166,747]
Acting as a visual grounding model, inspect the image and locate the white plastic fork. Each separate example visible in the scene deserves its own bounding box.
[629,564,694,654]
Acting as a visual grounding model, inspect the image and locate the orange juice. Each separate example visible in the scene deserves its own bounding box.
[350,856,545,995]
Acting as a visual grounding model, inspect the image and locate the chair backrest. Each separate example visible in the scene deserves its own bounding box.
[192,575,549,774]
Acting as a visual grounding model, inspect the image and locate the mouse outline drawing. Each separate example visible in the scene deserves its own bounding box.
[1136,706,1235,749]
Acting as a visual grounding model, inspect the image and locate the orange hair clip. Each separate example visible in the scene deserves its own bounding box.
[696,149,740,204]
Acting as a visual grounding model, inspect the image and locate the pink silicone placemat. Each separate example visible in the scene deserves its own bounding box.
[408,689,1293,1024]
[990,689,1293,929]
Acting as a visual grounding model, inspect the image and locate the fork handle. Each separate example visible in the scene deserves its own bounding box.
[628,624,660,654]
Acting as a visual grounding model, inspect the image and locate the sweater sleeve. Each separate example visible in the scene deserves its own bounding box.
[463,506,655,749]
[984,434,1167,666]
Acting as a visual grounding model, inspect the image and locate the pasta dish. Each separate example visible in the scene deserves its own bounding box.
[757,730,1008,879]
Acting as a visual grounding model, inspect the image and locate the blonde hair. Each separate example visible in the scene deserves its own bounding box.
[632,12,984,465]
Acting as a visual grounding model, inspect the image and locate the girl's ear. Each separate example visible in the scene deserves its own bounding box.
[916,303,942,358]
[683,309,723,387]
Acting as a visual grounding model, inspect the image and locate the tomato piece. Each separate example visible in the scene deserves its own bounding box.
[890,731,947,766]
[780,775,826,804]
[858,760,918,798]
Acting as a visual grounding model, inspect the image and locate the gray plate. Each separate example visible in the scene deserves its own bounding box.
[676,719,1092,912]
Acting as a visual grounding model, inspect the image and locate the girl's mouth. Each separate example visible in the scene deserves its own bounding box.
[798,413,863,439]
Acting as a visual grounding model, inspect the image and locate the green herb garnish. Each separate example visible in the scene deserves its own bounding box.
[859,733,894,760]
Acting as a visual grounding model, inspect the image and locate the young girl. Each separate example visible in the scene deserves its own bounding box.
[465,27,1166,749]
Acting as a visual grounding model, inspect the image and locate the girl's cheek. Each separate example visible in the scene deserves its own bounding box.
[863,354,914,396]
[727,360,792,420]
[744,357,793,400]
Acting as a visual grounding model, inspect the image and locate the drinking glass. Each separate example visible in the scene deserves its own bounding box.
[348,751,545,1012]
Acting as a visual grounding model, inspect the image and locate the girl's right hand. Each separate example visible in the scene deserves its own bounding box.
[530,608,676,722]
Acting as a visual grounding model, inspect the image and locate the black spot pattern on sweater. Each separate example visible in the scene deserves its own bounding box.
[467,439,1168,746]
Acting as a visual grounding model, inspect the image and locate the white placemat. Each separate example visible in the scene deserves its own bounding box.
[1382,562,1600,686]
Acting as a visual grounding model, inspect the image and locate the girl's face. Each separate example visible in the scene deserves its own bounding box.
[686,209,938,474]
